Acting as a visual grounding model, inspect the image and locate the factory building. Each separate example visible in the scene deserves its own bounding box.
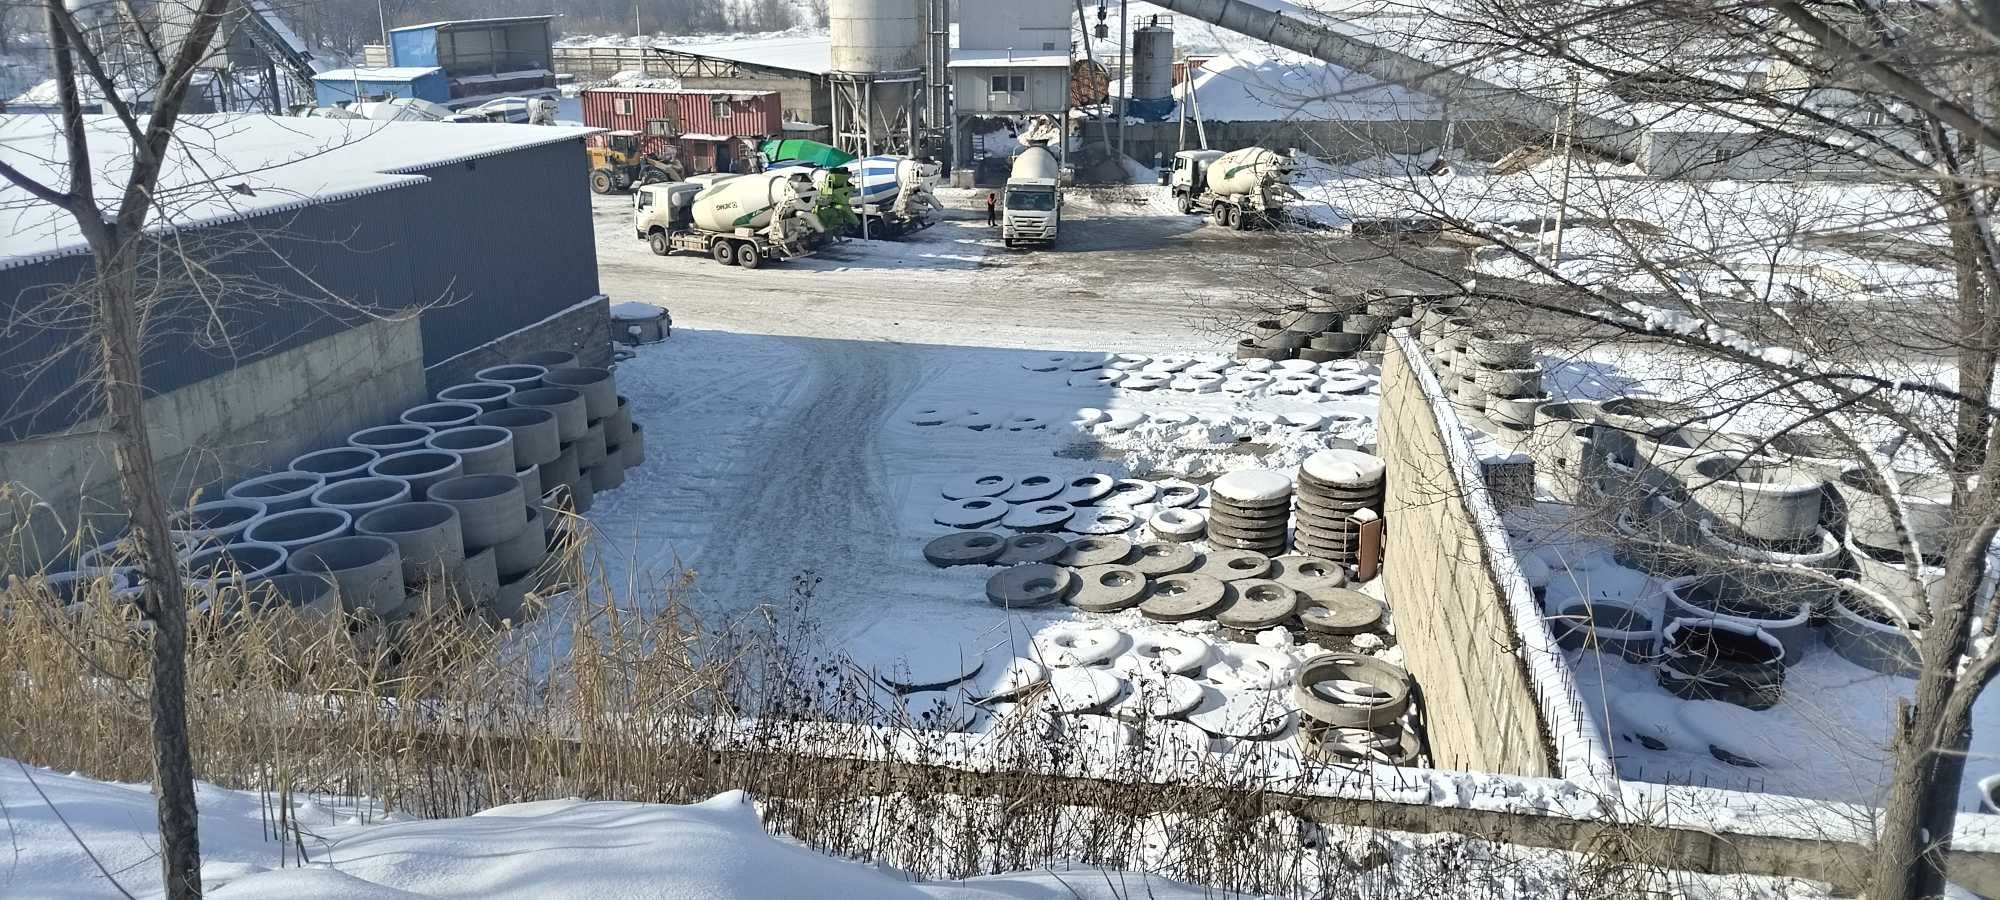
[386,16,560,108]
[581,87,787,173]
[0,115,608,570]
[554,37,834,141]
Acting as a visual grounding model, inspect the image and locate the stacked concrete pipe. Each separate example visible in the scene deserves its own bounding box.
[356,501,465,589]
[436,381,515,414]
[1661,574,1814,665]
[225,471,325,515]
[368,449,464,502]
[168,499,267,552]
[607,396,634,449]
[590,449,626,492]
[429,474,543,619]
[540,443,582,510]
[622,424,646,468]
[1824,585,1921,677]
[1688,454,1824,544]
[476,363,547,391]
[289,447,380,483]
[509,386,587,443]
[225,572,338,620]
[287,535,405,619]
[1698,519,1843,617]
[1292,653,1421,766]
[426,425,515,476]
[401,401,483,431]
[541,366,618,420]
[516,350,578,370]
[575,420,609,468]
[311,476,411,516]
[348,423,434,455]
[183,541,289,593]
[1525,400,1601,503]
[1654,617,1786,710]
[244,508,353,553]
[456,545,502,614]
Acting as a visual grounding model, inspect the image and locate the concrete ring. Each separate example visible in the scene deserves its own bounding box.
[1240,358,1278,373]
[1100,479,1160,506]
[1060,535,1136,567]
[996,532,1070,565]
[965,656,1048,701]
[1187,358,1234,375]
[1140,572,1228,621]
[1192,548,1276,581]
[1205,518,1292,543]
[985,563,1074,609]
[1128,540,1199,576]
[1035,668,1124,714]
[1210,644,1303,691]
[1299,588,1384,635]
[923,530,1009,567]
[1069,508,1141,535]
[1294,653,1411,728]
[1068,564,1151,612]
[1108,354,1152,370]
[1069,370,1124,388]
[1185,686,1296,739]
[907,407,954,426]
[1068,355,1113,371]
[1002,414,1046,432]
[1303,449,1388,487]
[1217,579,1302,629]
[1148,508,1207,540]
[935,497,1010,528]
[1000,500,1077,531]
[1022,354,1071,372]
[1155,481,1205,509]
[942,473,1015,500]
[1276,358,1319,372]
[1121,373,1170,390]
[1000,473,1064,502]
[1213,469,1295,505]
[1102,409,1147,431]
[1271,554,1348,592]
[956,411,996,431]
[1058,473,1118,505]
[1320,374,1374,394]
[1072,408,1108,427]
[1107,673,1204,720]
[1033,622,1127,667]
[1112,631,1212,676]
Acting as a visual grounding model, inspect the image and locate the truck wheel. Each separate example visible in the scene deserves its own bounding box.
[590,170,615,194]
[1231,207,1249,231]
[1212,206,1229,227]
[1178,194,1193,215]
[712,240,737,266]
[1004,238,1015,248]
[648,231,671,256]
[737,243,763,268]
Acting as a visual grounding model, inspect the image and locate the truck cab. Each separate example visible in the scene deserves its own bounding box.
[634,182,700,240]
[1169,149,1225,215]
[1002,179,1061,247]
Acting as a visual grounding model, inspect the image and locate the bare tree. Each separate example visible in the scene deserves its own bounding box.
[0,0,249,894]
[1211,2,2000,897]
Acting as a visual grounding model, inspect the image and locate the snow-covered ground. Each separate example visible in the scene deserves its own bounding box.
[0,759,1249,899]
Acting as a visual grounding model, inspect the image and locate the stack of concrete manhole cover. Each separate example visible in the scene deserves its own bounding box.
[1292,653,1423,766]
[1207,469,1295,555]
[1293,449,1386,566]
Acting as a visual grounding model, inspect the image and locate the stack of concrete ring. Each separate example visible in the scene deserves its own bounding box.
[1293,652,1422,766]
[33,347,642,639]
[1206,469,1295,556]
[1292,449,1386,569]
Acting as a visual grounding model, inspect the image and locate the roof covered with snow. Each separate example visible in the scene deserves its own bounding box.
[948,50,1072,68]
[312,67,443,82]
[1161,51,1442,122]
[390,15,553,33]
[662,35,833,76]
[0,114,596,270]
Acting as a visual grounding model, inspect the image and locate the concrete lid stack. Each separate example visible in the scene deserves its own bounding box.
[1292,449,1386,568]
[1206,468,1295,556]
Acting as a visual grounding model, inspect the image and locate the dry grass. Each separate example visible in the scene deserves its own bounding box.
[0,504,1792,899]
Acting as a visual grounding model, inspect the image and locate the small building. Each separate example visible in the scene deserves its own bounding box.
[553,35,833,139]
[950,0,1074,169]
[311,66,449,107]
[581,87,784,173]
[389,16,558,108]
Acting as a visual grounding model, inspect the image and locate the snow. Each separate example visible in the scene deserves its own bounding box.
[0,114,597,271]
[1162,50,1442,123]
[0,760,1247,899]
[312,67,443,82]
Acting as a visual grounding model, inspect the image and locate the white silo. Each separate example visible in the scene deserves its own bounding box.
[829,0,930,156]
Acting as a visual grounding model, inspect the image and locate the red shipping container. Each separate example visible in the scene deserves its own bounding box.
[581,87,784,173]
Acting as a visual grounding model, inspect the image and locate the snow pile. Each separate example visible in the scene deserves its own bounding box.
[0,760,1244,899]
[1152,50,1442,123]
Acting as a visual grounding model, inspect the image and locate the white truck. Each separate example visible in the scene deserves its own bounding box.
[634,171,824,268]
[1002,143,1062,248]
[1169,147,1299,230]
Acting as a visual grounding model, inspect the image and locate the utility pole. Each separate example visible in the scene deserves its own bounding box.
[377,0,388,47]
[1550,71,1580,265]
[1116,0,1128,163]
[634,0,642,38]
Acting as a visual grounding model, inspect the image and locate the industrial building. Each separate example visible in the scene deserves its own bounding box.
[556,37,835,141]
[385,16,560,108]
[581,87,787,172]
[0,114,608,570]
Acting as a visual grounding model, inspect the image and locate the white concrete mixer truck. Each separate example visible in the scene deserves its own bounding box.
[1170,147,1300,230]
[633,170,825,268]
[1002,143,1063,248]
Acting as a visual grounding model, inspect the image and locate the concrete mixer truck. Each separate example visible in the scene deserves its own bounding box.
[1002,142,1062,248]
[633,170,824,268]
[849,155,940,238]
[1170,147,1301,230]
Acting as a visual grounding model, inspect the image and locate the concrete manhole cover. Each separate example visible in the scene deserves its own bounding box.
[1034,668,1123,714]
[1111,630,1212,676]
[1059,535,1135,567]
[1068,508,1140,535]
[1217,579,1301,629]
[1000,473,1064,502]
[1148,508,1206,541]
[1192,549,1274,582]
[1059,473,1118,504]
[1000,500,1076,531]
[941,473,1014,500]
[1068,564,1150,612]
[935,497,1009,528]
[965,656,1047,700]
[1271,554,1347,592]
[923,530,1008,567]
[1128,541,1198,576]
[996,532,1069,565]
[1141,572,1227,621]
[1033,623,1126,667]
[986,563,1073,608]
[1107,673,1203,720]
[1100,479,1161,506]
[1186,687,1296,739]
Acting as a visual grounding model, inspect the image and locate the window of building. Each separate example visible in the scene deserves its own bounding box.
[711,97,733,120]
[645,118,674,136]
[614,97,634,116]
[991,74,1025,93]
[1043,41,1057,51]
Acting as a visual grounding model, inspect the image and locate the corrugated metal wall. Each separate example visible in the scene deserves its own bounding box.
[0,137,599,442]
[580,89,783,138]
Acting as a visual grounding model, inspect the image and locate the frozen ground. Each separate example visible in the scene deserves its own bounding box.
[0,759,1249,899]
[573,191,1450,758]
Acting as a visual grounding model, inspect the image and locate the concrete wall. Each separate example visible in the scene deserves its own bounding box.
[1083,118,1536,168]
[2,316,426,574]
[1377,336,1558,778]
[425,296,612,392]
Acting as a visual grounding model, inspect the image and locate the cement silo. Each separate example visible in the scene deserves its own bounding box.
[829,0,930,156]
[1127,20,1176,121]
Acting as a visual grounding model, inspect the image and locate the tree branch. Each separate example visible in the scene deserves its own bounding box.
[1773,0,2000,156]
